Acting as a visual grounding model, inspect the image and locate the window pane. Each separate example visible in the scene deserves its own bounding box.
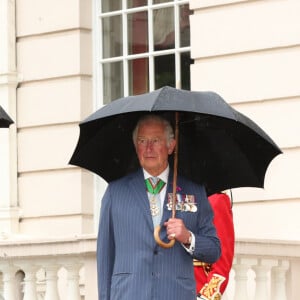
[180,4,192,47]
[128,11,148,55]
[97,0,192,106]
[181,52,193,90]
[153,7,174,50]
[102,0,122,13]
[153,0,170,4]
[102,15,123,58]
[103,62,123,104]
[127,0,147,8]
[129,58,149,95]
[154,54,175,89]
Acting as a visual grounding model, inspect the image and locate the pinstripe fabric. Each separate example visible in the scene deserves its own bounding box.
[97,168,220,300]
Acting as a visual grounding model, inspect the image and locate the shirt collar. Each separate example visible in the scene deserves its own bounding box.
[143,165,169,183]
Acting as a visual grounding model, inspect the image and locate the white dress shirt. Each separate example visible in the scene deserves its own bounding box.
[143,166,195,254]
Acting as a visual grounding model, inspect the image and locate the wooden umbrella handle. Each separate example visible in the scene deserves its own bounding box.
[154,225,176,248]
[154,112,179,248]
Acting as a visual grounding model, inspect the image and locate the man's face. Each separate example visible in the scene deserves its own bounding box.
[135,119,176,176]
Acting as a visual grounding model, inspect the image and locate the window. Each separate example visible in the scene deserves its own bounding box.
[94,0,193,105]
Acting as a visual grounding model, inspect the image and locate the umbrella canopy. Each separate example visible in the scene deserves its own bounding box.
[69,86,282,195]
[0,106,14,128]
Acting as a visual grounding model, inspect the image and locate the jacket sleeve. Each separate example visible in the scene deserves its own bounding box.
[191,186,221,264]
[194,193,235,299]
[97,185,115,300]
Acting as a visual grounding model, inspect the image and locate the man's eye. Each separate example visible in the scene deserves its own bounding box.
[138,138,146,144]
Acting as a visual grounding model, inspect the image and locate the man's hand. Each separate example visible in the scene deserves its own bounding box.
[164,218,191,244]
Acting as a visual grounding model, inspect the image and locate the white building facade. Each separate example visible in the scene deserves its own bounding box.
[0,0,299,299]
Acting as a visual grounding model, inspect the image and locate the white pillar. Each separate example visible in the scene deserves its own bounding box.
[0,0,20,237]
[44,265,60,300]
[252,261,270,300]
[2,264,17,300]
[272,260,289,300]
[232,259,250,300]
[66,262,82,300]
[22,265,38,300]
[83,256,99,300]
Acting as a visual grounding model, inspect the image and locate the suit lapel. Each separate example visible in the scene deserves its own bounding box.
[129,169,154,230]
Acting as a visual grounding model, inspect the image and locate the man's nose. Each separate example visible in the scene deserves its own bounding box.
[145,141,154,149]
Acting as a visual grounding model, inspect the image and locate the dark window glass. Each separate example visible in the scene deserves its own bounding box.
[127,0,147,8]
[101,0,122,13]
[102,15,123,58]
[153,7,174,51]
[181,52,193,90]
[129,58,149,95]
[103,62,123,103]
[128,11,148,55]
[155,54,175,89]
[180,4,191,47]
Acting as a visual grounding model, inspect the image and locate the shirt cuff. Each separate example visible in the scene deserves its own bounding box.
[182,231,195,254]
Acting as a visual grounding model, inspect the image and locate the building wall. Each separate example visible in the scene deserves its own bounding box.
[4,0,299,241]
[15,0,95,237]
[0,1,298,298]
[190,0,300,240]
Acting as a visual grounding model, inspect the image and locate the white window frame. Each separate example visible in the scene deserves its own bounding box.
[94,0,191,106]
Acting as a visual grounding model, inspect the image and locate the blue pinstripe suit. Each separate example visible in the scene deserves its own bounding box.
[97,168,220,300]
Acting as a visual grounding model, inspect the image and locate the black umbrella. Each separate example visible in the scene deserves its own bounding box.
[69,86,281,195]
[70,86,282,248]
[0,106,14,128]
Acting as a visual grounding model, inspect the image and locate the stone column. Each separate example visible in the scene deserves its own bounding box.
[1,263,17,300]
[0,0,20,237]
[272,260,289,300]
[252,260,271,300]
[44,264,60,300]
[66,261,82,300]
[232,258,250,300]
[22,264,39,300]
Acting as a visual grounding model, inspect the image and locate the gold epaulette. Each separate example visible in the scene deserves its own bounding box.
[193,259,212,274]
[193,259,209,267]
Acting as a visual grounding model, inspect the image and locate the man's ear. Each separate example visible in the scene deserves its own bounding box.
[168,139,176,155]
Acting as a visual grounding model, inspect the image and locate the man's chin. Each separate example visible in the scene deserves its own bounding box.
[142,158,157,166]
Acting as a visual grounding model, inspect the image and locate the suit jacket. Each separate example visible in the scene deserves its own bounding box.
[97,168,220,300]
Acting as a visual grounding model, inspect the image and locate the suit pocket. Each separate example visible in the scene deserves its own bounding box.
[176,276,195,291]
[111,272,132,298]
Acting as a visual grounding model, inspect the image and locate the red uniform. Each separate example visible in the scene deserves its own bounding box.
[194,193,235,300]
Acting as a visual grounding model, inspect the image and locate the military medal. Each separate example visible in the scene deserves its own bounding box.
[145,177,166,217]
[167,193,197,212]
[149,196,160,217]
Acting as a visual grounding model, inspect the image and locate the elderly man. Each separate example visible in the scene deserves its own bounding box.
[97,114,220,300]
